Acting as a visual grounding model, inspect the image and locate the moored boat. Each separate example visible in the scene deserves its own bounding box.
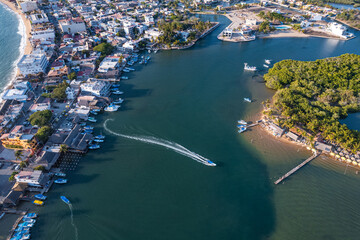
[33,200,44,206]
[263,64,269,68]
[113,91,124,95]
[244,63,257,71]
[95,135,105,140]
[121,76,128,80]
[54,178,67,184]
[205,160,216,166]
[93,138,104,143]
[244,98,252,103]
[87,117,97,122]
[265,59,271,64]
[238,127,247,133]
[24,213,37,219]
[104,104,120,112]
[89,144,100,150]
[34,194,47,200]
[238,120,247,125]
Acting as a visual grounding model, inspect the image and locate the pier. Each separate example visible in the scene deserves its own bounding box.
[274,152,320,185]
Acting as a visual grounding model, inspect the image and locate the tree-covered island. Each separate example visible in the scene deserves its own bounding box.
[263,54,360,153]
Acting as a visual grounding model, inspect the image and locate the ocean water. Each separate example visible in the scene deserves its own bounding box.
[0,3,23,91]
[1,12,360,240]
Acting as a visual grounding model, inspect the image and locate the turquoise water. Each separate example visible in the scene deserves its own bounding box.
[1,12,360,240]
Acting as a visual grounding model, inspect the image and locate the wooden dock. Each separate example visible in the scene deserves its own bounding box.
[6,210,27,240]
[274,152,320,185]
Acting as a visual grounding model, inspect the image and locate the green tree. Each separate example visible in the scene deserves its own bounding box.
[35,126,52,142]
[29,110,52,127]
[19,161,27,168]
[68,71,77,80]
[60,144,68,154]
[9,171,18,182]
[15,150,23,160]
[33,165,45,171]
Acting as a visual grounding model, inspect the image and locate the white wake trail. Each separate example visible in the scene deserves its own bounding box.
[68,204,79,240]
[103,119,215,166]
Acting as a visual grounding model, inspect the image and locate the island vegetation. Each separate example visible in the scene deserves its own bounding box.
[336,9,360,29]
[263,54,360,153]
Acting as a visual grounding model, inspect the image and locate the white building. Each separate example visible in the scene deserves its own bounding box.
[31,28,55,40]
[17,0,38,12]
[66,87,76,100]
[144,14,154,24]
[1,89,28,101]
[80,79,110,97]
[327,22,347,38]
[98,56,120,73]
[15,171,44,187]
[245,19,257,26]
[17,54,49,76]
[59,18,86,34]
[29,12,49,24]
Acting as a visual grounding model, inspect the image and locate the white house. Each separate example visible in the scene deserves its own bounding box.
[80,79,110,97]
[31,28,55,40]
[59,18,86,34]
[15,171,44,187]
[245,19,257,26]
[310,13,323,22]
[327,22,347,38]
[17,54,49,76]
[29,12,49,24]
[98,56,120,73]
[17,0,38,13]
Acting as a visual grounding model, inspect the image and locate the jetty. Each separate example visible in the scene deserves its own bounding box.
[274,152,320,185]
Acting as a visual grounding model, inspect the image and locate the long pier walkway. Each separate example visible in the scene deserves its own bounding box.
[274,152,321,185]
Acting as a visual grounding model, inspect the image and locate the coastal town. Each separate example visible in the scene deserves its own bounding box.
[0,0,358,238]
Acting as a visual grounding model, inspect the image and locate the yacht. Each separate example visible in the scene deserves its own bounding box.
[244,63,257,71]
[60,196,71,205]
[95,135,105,140]
[54,179,67,184]
[265,59,271,64]
[34,194,47,200]
[244,98,252,103]
[104,104,120,112]
[263,64,269,68]
[113,91,124,95]
[87,117,97,122]
[238,127,247,133]
[205,160,216,167]
[238,120,247,125]
[89,144,100,150]
[24,213,37,219]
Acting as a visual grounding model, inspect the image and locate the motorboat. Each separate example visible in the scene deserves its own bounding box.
[54,172,66,177]
[54,178,67,184]
[238,127,247,133]
[121,76,128,80]
[104,104,120,112]
[95,135,105,140]
[24,213,37,219]
[22,218,36,224]
[111,88,120,92]
[113,91,124,95]
[205,160,216,167]
[90,110,98,115]
[84,126,94,130]
[89,144,100,150]
[34,194,47,200]
[33,200,44,206]
[60,196,71,205]
[265,59,271,64]
[125,67,135,71]
[244,98,252,103]
[112,84,120,88]
[113,98,124,105]
[263,64,269,68]
[93,138,104,143]
[244,63,257,71]
[123,69,130,73]
[92,109,101,112]
[238,120,247,125]
[87,117,97,122]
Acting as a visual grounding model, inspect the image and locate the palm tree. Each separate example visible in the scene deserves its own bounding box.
[15,150,23,160]
[60,144,68,154]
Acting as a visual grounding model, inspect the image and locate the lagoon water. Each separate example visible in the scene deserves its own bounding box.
[1,11,360,240]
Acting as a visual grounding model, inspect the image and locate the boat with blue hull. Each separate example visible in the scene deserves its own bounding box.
[60,196,71,205]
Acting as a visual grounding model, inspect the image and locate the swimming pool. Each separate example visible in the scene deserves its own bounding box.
[274,25,291,30]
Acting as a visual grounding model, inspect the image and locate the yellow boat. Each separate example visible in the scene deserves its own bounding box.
[33,200,44,206]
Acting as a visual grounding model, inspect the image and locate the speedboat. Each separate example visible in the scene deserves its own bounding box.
[125,67,135,71]
[265,59,271,64]
[33,200,44,206]
[24,213,37,219]
[34,194,47,200]
[60,196,71,205]
[263,64,269,68]
[84,129,93,133]
[55,172,66,177]
[87,117,97,122]
[22,218,36,224]
[111,88,120,92]
[244,63,257,71]
[92,109,101,112]
[89,144,100,150]
[84,126,94,130]
[123,69,130,73]
[113,91,124,95]
[104,104,120,112]
[121,76,128,80]
[238,120,247,125]
[113,98,124,105]
[112,84,120,88]
[205,160,216,167]
[93,138,104,143]
[54,178,67,184]
[22,234,31,240]
[238,127,247,133]
[244,98,252,103]
[95,135,105,140]
[90,110,98,115]
[237,124,246,128]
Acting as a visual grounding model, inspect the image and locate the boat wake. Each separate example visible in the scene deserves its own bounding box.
[68,203,79,240]
[104,119,215,166]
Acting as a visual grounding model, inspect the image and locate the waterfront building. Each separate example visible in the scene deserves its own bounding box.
[31,27,55,40]
[15,171,44,187]
[29,11,49,24]
[0,125,38,150]
[16,0,38,13]
[285,131,300,142]
[59,18,86,34]
[17,54,49,76]
[1,88,28,101]
[314,141,333,153]
[98,56,120,73]
[268,122,285,137]
[327,22,349,38]
[80,79,111,97]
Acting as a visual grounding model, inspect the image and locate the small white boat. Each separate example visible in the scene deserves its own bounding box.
[263,64,269,68]
[89,144,100,150]
[265,59,271,64]
[123,69,130,73]
[95,135,105,140]
[104,104,120,112]
[92,109,101,112]
[244,98,252,103]
[55,172,66,177]
[121,76,128,80]
[87,117,97,122]
[238,120,247,125]
[113,91,124,95]
[93,139,104,143]
[244,63,257,71]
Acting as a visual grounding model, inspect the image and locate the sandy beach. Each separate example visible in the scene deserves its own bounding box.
[0,0,32,55]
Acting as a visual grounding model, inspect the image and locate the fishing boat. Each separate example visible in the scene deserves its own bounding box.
[104,104,120,112]
[121,76,128,80]
[263,64,269,68]
[90,110,98,115]
[34,194,47,200]
[265,59,271,64]
[89,144,100,150]
[244,63,257,71]
[95,135,105,140]
[24,213,37,219]
[205,160,216,167]
[55,172,66,177]
[113,91,124,95]
[238,120,247,125]
[60,196,71,205]
[244,98,252,103]
[33,200,44,206]
[87,117,97,123]
[93,138,104,143]
[54,178,67,184]
[22,218,36,224]
[238,127,247,133]
[123,69,130,73]
[84,126,94,130]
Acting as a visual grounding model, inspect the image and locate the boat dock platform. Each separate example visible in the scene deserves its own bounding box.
[6,210,27,240]
[274,152,320,185]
